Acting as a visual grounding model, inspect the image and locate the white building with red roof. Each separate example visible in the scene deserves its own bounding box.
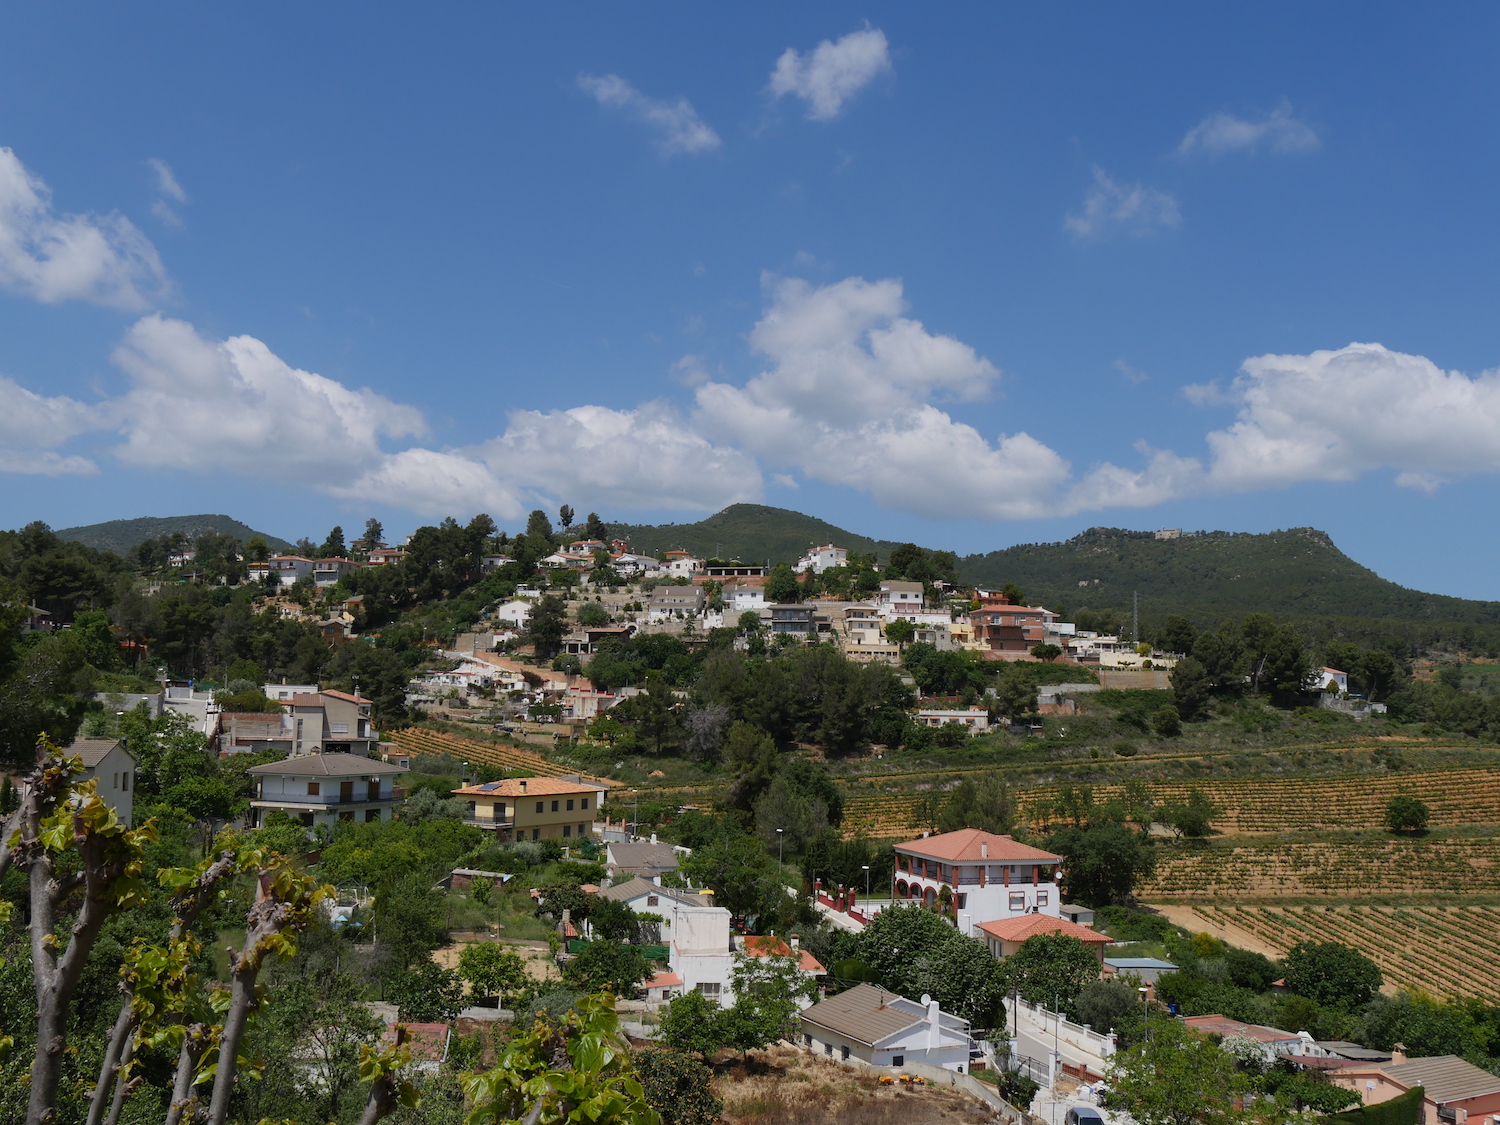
[976,914,1112,962]
[892,829,1063,936]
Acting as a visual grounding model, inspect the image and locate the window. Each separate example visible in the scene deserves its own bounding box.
[551,800,559,812]
[824,1042,833,1057]
[697,982,720,999]
[562,825,571,838]
[122,772,129,792]
[804,1034,813,1048]
[579,823,587,836]
[338,811,353,821]
[647,896,659,907]
[840,1045,850,1060]
[330,722,349,734]
[956,893,967,909]
[535,801,544,813]
[581,797,589,809]
[1010,892,1026,911]
[307,781,320,796]
[531,828,540,841]
[891,1055,904,1067]
[1037,891,1049,907]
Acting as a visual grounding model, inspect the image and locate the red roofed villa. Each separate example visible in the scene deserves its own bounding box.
[892,828,1064,935]
[977,914,1113,962]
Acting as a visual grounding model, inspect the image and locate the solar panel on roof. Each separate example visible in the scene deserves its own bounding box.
[481,781,503,790]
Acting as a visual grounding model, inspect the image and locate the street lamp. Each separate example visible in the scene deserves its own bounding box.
[1139,986,1149,1044]
[861,864,871,898]
[776,828,784,867]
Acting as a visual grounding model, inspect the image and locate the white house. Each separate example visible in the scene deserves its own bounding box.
[595,878,733,1002]
[250,555,317,586]
[312,558,359,588]
[662,553,703,579]
[1319,666,1350,693]
[491,599,533,630]
[892,828,1063,936]
[914,708,990,733]
[481,554,514,572]
[610,553,661,578]
[793,545,848,574]
[721,582,766,615]
[799,984,972,1072]
[246,752,408,829]
[68,738,138,826]
[877,581,925,616]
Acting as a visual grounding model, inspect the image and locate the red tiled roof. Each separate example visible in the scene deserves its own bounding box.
[321,690,362,703]
[644,972,684,990]
[895,829,1062,864]
[453,777,605,797]
[741,935,827,974]
[290,694,324,707]
[977,915,1111,945]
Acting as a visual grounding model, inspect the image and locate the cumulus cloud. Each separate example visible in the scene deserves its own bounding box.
[0,147,168,308]
[691,274,1180,519]
[1065,167,1181,239]
[1201,343,1500,493]
[109,315,426,481]
[148,158,188,226]
[769,27,891,120]
[578,74,720,155]
[0,376,102,475]
[1179,100,1320,156]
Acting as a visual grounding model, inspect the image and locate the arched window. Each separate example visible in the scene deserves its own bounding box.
[896,879,909,898]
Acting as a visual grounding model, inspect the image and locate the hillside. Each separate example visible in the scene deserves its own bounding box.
[957,526,1500,627]
[615,505,1500,633]
[56,514,293,555]
[609,503,902,565]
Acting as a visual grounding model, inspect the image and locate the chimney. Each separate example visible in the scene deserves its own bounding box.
[790,934,800,949]
[981,842,988,859]
[519,779,528,793]
[1392,1043,1407,1065]
[651,833,658,845]
[925,996,942,1051]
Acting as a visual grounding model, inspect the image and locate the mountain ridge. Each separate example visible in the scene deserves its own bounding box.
[56,514,294,555]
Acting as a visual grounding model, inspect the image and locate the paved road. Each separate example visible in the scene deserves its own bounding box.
[1030,1085,1134,1125]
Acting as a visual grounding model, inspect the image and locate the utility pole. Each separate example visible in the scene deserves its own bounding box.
[1133,590,1140,645]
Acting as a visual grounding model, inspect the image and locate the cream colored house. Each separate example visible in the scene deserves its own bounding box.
[452,775,607,842]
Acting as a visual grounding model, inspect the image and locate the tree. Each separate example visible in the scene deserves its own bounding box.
[559,505,576,532]
[856,904,1008,1028]
[633,1048,722,1125]
[1030,643,1062,661]
[1283,941,1383,1010]
[1151,704,1182,737]
[1385,794,1430,834]
[1045,821,1157,907]
[563,939,654,997]
[680,834,785,927]
[765,562,801,603]
[363,517,384,546]
[1001,581,1025,604]
[527,593,569,659]
[583,512,610,542]
[884,618,916,648]
[458,943,529,1007]
[937,773,1019,835]
[388,960,465,1022]
[724,951,818,1049]
[321,525,347,558]
[1170,655,1212,721]
[461,993,659,1125]
[658,990,726,1058]
[1159,788,1218,838]
[578,601,610,627]
[1159,615,1198,657]
[1000,933,1101,1010]
[1107,1018,1253,1125]
[1072,979,1140,1032]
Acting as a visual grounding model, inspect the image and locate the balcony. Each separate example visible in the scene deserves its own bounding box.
[253,791,393,807]
[463,817,516,831]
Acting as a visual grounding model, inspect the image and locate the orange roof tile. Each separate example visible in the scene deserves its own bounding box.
[977,915,1112,945]
[453,777,606,797]
[895,829,1062,864]
[741,935,827,974]
[644,972,684,989]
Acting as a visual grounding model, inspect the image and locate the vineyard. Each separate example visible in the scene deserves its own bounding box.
[1141,832,1500,898]
[1188,904,1500,999]
[836,767,1500,840]
[387,729,614,788]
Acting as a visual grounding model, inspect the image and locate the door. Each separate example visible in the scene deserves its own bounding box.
[339,781,354,803]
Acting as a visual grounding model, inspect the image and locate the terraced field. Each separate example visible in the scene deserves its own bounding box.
[837,767,1500,840]
[1188,904,1500,999]
[1141,833,1500,899]
[387,729,614,787]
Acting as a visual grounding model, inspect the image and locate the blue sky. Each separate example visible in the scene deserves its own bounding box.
[4,4,1500,597]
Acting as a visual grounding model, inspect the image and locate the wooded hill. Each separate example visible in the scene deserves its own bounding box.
[55,513,293,554]
[612,505,1500,646]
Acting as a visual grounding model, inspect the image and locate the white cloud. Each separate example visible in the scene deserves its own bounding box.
[109,315,426,481]
[1116,358,1149,385]
[1201,342,1500,493]
[578,74,720,155]
[0,147,168,309]
[148,158,188,227]
[692,274,1183,519]
[1179,100,1320,156]
[769,27,891,121]
[0,376,101,475]
[1065,167,1181,239]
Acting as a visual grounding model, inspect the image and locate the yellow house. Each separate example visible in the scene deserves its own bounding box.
[452,775,608,842]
